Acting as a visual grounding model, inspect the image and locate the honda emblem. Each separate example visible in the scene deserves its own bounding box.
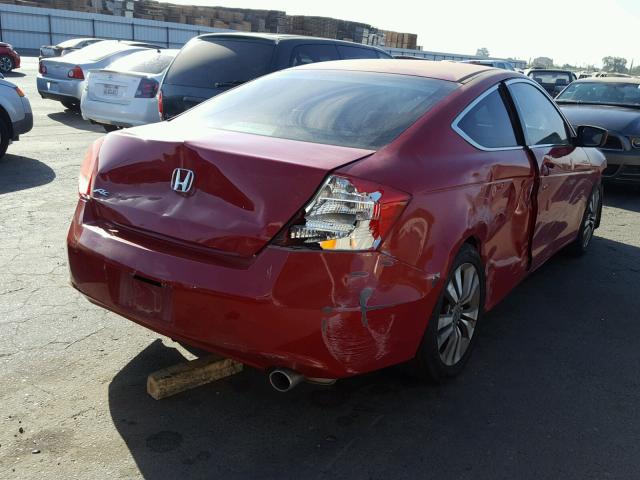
[171,168,194,193]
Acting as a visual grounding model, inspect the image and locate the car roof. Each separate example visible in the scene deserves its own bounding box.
[295,59,495,83]
[197,32,387,49]
[572,76,640,84]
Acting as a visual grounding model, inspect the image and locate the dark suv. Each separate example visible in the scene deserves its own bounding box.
[159,33,392,119]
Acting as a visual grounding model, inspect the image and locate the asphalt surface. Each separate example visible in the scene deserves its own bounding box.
[1,58,640,480]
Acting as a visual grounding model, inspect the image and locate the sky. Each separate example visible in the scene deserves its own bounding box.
[159,0,639,68]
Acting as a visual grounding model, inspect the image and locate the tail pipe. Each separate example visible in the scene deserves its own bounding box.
[268,368,336,392]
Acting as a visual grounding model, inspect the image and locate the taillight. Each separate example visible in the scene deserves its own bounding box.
[135,77,159,98]
[14,86,25,97]
[39,61,46,75]
[67,65,84,80]
[78,137,105,198]
[157,89,164,119]
[274,175,409,251]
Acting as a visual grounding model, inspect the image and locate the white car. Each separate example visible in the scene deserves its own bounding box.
[36,40,160,110]
[81,49,177,131]
[0,76,32,159]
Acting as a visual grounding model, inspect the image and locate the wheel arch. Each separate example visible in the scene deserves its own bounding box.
[0,104,14,139]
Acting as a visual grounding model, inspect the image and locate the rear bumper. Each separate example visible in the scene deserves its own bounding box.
[12,112,32,138]
[81,95,161,128]
[67,200,438,379]
[37,75,83,102]
[601,150,640,183]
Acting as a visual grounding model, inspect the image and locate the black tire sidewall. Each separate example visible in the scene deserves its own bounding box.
[0,117,10,160]
[416,243,486,381]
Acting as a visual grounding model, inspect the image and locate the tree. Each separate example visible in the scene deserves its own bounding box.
[602,56,628,73]
[475,47,490,58]
[532,56,553,68]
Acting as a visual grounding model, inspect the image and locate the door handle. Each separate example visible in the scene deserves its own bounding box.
[541,162,556,176]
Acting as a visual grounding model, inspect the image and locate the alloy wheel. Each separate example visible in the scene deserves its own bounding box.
[437,263,480,366]
[0,56,11,73]
[582,189,600,248]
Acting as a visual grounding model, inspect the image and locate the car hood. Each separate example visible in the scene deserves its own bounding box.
[559,103,640,134]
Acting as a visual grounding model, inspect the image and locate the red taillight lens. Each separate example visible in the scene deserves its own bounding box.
[67,65,84,80]
[135,77,159,98]
[274,175,410,251]
[157,89,164,119]
[78,137,105,198]
[39,61,47,75]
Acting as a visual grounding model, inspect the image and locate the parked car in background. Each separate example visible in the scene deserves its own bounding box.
[461,59,515,70]
[37,40,162,110]
[0,76,32,159]
[525,68,576,96]
[0,42,21,74]
[159,33,392,119]
[39,37,104,59]
[594,72,632,78]
[577,71,594,79]
[556,77,640,183]
[68,60,606,388]
[81,49,178,132]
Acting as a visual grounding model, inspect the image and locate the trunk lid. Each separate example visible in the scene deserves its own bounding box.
[91,125,374,257]
[87,70,145,105]
[41,59,76,80]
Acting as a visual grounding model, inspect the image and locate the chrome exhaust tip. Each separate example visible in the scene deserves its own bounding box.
[268,368,304,392]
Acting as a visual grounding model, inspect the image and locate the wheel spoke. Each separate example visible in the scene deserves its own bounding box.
[445,281,459,304]
[460,268,479,306]
[459,317,475,338]
[442,327,460,364]
[453,267,463,299]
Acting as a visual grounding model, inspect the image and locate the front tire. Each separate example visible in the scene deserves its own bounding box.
[415,243,485,382]
[569,184,602,256]
[0,55,13,73]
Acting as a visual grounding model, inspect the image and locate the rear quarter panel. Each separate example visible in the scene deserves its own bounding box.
[339,75,536,311]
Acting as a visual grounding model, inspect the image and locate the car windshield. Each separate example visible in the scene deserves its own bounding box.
[556,82,640,106]
[66,41,134,62]
[164,37,275,88]
[172,69,457,150]
[108,50,177,74]
[529,71,572,86]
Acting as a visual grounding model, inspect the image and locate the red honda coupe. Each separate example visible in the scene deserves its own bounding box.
[67,60,607,391]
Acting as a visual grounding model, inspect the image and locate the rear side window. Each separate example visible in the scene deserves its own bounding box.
[454,88,518,149]
[174,70,458,150]
[509,82,570,146]
[165,38,274,88]
[337,45,379,59]
[290,44,339,66]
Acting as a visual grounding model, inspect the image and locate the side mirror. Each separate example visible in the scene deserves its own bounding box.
[575,125,608,148]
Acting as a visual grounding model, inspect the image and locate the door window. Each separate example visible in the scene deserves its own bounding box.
[290,44,340,66]
[509,82,570,146]
[455,88,518,149]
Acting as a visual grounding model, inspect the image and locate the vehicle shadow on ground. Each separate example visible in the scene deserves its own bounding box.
[108,236,640,480]
[47,110,104,133]
[603,183,640,212]
[0,154,55,194]
[3,71,26,78]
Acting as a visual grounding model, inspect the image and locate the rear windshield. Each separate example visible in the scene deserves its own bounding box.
[164,38,274,88]
[67,41,133,62]
[57,38,88,49]
[528,71,572,86]
[109,50,177,74]
[556,82,640,106]
[172,70,457,149]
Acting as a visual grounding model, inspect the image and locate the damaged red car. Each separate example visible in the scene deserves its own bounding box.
[67,60,607,390]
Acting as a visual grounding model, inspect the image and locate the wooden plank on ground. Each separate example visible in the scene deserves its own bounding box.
[147,355,243,400]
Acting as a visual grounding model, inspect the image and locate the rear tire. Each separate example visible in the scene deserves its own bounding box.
[0,55,13,73]
[414,243,485,382]
[569,184,602,256]
[0,117,9,159]
[61,100,79,111]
